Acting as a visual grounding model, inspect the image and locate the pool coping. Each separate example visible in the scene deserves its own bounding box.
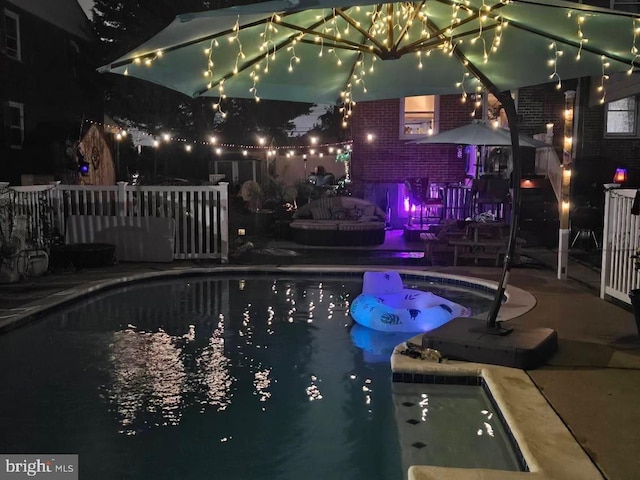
[0,265,536,334]
[392,343,605,480]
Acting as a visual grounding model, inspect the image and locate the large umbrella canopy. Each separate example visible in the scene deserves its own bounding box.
[412,120,550,148]
[99,0,640,104]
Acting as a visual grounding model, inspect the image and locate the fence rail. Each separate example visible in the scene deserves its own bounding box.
[7,182,229,262]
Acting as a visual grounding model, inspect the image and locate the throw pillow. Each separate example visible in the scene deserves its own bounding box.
[331,207,347,220]
[348,206,364,220]
[362,205,376,217]
[310,207,332,220]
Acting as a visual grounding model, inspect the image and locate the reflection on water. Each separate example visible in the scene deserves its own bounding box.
[197,316,233,412]
[108,327,187,434]
[108,315,234,434]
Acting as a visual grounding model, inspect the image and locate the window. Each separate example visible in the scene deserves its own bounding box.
[7,102,24,148]
[4,9,21,61]
[612,0,640,14]
[401,95,438,138]
[605,96,637,136]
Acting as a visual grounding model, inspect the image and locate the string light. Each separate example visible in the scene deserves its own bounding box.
[598,55,610,104]
[630,18,640,74]
[83,119,353,155]
[576,15,587,61]
[548,42,563,90]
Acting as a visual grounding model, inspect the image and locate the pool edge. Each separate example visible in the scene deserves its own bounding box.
[391,346,604,480]
[0,265,536,334]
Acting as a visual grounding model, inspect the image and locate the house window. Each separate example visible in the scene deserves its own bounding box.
[7,102,24,148]
[605,96,637,136]
[401,95,438,138]
[4,9,21,61]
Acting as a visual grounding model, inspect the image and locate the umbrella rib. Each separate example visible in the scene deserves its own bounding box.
[333,7,387,53]
[407,22,501,53]
[193,30,306,97]
[106,17,278,70]
[423,17,500,93]
[399,11,493,54]
[504,17,634,66]
[392,0,428,52]
[107,8,345,70]
[277,18,370,51]
[514,0,640,18]
[399,0,508,55]
[296,37,363,53]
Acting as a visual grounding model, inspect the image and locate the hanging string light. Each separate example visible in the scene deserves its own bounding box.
[575,14,588,61]
[598,55,610,104]
[629,18,640,74]
[548,42,563,90]
[85,119,352,155]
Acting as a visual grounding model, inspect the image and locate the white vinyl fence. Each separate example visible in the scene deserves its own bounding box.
[601,188,640,304]
[10,182,229,262]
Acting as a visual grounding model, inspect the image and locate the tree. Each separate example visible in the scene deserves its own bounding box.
[92,0,315,150]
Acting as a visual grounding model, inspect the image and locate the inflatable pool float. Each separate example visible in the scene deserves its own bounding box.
[350,271,470,333]
[350,323,415,363]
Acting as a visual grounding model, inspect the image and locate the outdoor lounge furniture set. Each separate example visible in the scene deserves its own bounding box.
[290,196,387,246]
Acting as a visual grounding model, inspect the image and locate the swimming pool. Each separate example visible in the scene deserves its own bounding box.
[0,271,524,479]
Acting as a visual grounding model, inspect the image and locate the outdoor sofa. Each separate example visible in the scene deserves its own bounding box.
[290,196,387,246]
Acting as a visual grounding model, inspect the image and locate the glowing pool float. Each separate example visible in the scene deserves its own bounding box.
[350,271,470,333]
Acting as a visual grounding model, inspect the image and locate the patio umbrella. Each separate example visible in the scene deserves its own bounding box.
[412,120,550,149]
[99,0,640,332]
[99,0,639,104]
[412,119,550,184]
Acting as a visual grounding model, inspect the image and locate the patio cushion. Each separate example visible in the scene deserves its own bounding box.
[289,220,338,231]
[338,221,386,232]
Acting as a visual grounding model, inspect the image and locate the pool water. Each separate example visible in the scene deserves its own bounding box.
[0,274,521,479]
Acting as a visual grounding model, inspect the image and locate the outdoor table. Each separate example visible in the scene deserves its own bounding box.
[449,222,508,266]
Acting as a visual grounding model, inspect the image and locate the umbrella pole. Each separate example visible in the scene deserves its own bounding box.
[473,91,521,335]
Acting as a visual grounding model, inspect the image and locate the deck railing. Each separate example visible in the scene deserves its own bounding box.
[601,187,639,304]
[8,182,229,262]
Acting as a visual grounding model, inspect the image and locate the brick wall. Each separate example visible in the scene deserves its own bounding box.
[350,96,469,184]
[575,78,640,193]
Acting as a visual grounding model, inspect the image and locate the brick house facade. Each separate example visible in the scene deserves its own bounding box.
[1,0,102,185]
[349,76,639,234]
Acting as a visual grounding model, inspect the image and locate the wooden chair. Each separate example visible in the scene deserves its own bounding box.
[405,177,444,226]
[471,178,510,220]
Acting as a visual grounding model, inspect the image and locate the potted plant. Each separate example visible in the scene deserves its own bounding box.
[239,180,264,212]
[0,185,23,282]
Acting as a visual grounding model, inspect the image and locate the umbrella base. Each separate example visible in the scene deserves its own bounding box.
[421,316,557,369]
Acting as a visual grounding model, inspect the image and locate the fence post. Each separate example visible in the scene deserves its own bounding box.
[218,182,229,263]
[49,181,64,241]
[600,188,613,299]
[117,182,128,217]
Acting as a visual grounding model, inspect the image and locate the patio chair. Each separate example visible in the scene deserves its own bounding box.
[405,177,444,226]
[471,177,510,220]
